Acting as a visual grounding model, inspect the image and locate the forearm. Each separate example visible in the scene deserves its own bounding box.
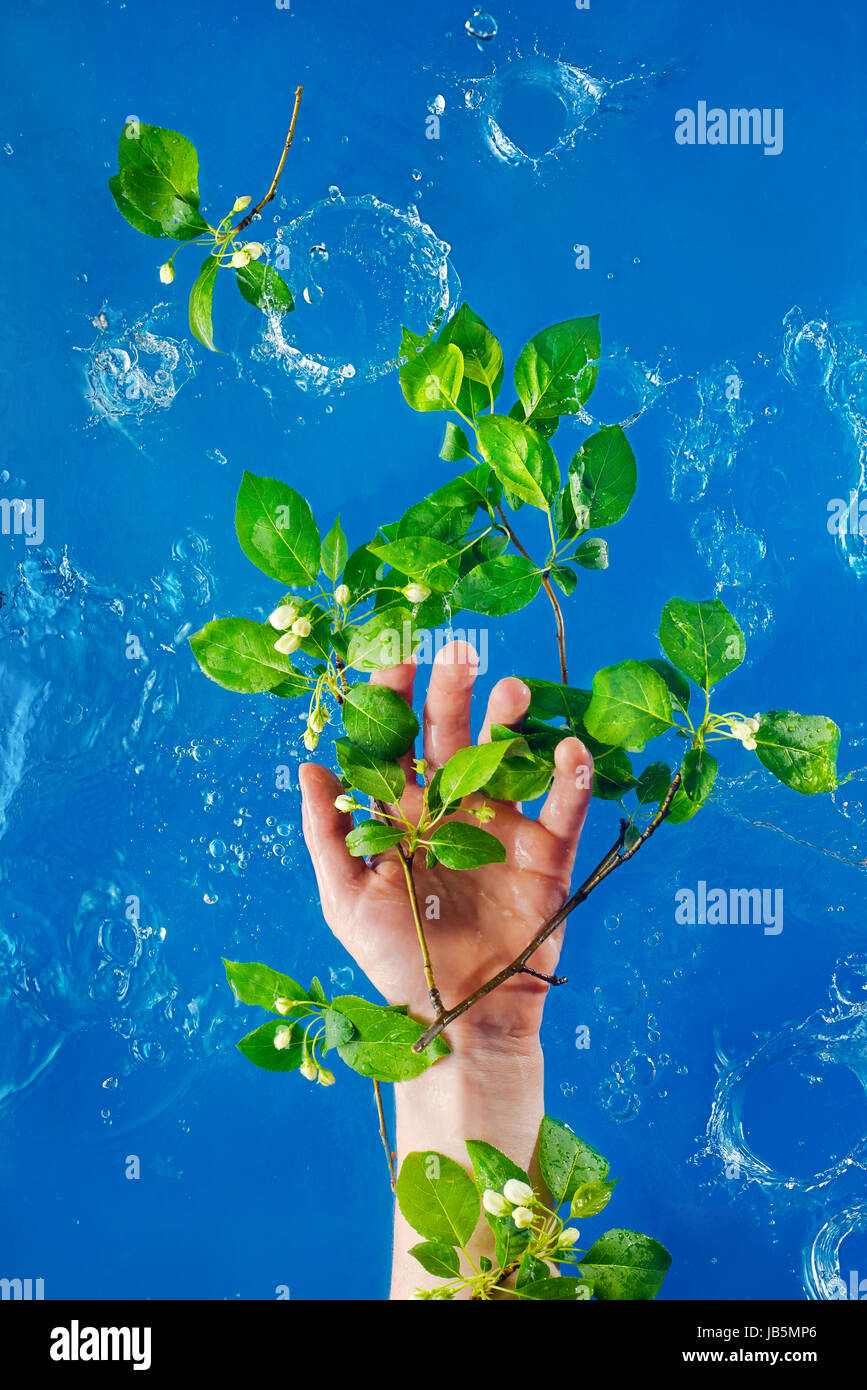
[390,1037,545,1300]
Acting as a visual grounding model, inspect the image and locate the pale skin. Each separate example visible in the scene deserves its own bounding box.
[299,640,594,1298]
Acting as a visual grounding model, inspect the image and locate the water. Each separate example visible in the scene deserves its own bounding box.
[2,0,867,1300]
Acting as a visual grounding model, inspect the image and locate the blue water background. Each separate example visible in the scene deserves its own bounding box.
[1,0,867,1300]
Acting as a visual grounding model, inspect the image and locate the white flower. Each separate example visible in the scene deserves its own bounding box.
[511,1206,534,1230]
[232,195,252,212]
[334,584,350,607]
[230,249,251,268]
[158,261,175,284]
[244,241,265,260]
[482,1189,510,1217]
[274,632,301,656]
[402,582,431,605]
[303,730,319,752]
[317,1067,336,1086]
[268,603,298,631]
[503,1178,534,1206]
[334,794,356,813]
[300,1058,318,1081]
[558,1227,580,1249]
[742,736,757,751]
[308,708,327,734]
[745,715,761,734]
[273,1026,294,1051]
[274,996,295,1015]
[291,616,312,638]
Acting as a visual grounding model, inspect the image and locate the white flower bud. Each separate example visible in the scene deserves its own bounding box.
[309,708,327,734]
[303,730,319,752]
[300,1057,318,1081]
[317,1067,335,1086]
[511,1206,534,1230]
[268,603,298,631]
[334,584,350,606]
[230,249,251,268]
[743,736,757,751]
[273,1025,294,1051]
[244,242,265,260]
[558,1227,580,1248]
[274,996,294,1015]
[482,1189,510,1217]
[291,616,312,638]
[729,720,751,741]
[745,715,760,734]
[334,794,355,813]
[503,1178,534,1206]
[274,632,301,656]
[159,261,175,284]
[232,195,252,212]
[402,582,431,605]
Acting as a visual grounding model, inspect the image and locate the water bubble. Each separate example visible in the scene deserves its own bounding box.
[208,839,226,859]
[465,8,498,40]
[427,94,446,115]
[102,1076,119,1090]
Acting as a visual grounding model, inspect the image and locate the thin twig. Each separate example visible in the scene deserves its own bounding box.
[413,772,682,1051]
[496,504,568,682]
[233,86,304,235]
[520,965,568,986]
[398,847,444,1016]
[372,1080,396,1192]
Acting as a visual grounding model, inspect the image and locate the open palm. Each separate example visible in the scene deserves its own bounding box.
[299,641,594,1049]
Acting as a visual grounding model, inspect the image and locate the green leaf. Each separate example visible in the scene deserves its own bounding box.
[235,258,294,315]
[451,555,541,616]
[346,607,418,672]
[579,1229,672,1300]
[516,1253,551,1289]
[319,516,348,583]
[574,537,609,570]
[342,542,386,600]
[438,740,519,806]
[367,536,459,593]
[328,996,450,1082]
[523,678,591,725]
[550,564,578,595]
[440,421,473,463]
[538,1116,610,1207]
[396,1151,480,1246]
[643,658,691,715]
[514,315,600,419]
[570,1179,619,1219]
[234,471,321,586]
[476,415,560,509]
[483,751,555,803]
[308,977,328,1006]
[115,123,209,240]
[236,1017,304,1072]
[634,761,672,809]
[428,821,506,870]
[569,426,636,529]
[584,660,674,752]
[223,959,308,1014]
[189,617,309,694]
[397,475,481,544]
[755,712,840,795]
[658,597,745,691]
[108,174,165,238]
[342,684,419,759]
[399,340,464,412]
[439,303,504,416]
[508,400,560,442]
[344,822,406,857]
[409,1242,461,1279]
[189,255,220,352]
[591,745,637,800]
[270,672,312,699]
[335,739,406,803]
[517,1277,592,1300]
[464,1139,532,1266]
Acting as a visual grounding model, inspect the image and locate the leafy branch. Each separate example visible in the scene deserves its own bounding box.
[108,96,303,351]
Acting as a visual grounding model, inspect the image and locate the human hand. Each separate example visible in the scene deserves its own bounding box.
[298,640,594,1052]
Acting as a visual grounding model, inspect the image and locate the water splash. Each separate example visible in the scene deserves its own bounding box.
[251,193,460,396]
[473,57,605,168]
[82,308,196,422]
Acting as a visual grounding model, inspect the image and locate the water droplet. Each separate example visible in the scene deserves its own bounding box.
[465,8,498,40]
[427,94,446,115]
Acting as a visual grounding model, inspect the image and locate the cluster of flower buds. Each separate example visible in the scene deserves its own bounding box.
[481,1179,579,1251]
[729,714,760,751]
[272,1024,335,1086]
[230,242,265,268]
[268,603,312,656]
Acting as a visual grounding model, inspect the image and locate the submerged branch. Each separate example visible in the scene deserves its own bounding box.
[234,86,304,235]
